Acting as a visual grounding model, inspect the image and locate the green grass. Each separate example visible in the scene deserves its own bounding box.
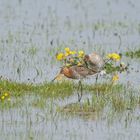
[0,79,139,117]
[0,79,74,99]
[60,83,140,119]
[0,79,123,99]
[0,79,74,109]
[125,49,140,58]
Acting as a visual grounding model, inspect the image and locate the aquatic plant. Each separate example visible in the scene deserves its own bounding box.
[56,47,85,66]
[60,83,140,119]
[125,49,140,58]
[0,88,11,102]
[56,48,128,83]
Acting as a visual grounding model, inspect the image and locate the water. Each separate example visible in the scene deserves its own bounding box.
[0,0,140,83]
[0,0,140,139]
[0,95,140,140]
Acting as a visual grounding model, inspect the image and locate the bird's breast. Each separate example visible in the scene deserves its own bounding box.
[63,68,73,78]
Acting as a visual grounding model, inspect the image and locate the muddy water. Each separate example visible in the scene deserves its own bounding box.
[0,0,140,139]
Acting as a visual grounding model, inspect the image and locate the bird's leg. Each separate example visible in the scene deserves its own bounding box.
[77,81,80,102]
[79,81,83,108]
[78,80,83,102]
[95,74,98,84]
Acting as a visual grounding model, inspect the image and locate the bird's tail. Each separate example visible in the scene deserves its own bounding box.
[51,73,63,82]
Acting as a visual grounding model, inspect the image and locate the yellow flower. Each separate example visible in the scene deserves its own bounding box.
[78,50,84,58]
[4,92,9,97]
[77,62,82,66]
[70,51,77,55]
[112,74,119,82]
[65,48,76,56]
[65,47,70,53]
[1,96,5,100]
[56,53,64,61]
[65,52,70,57]
[107,53,121,61]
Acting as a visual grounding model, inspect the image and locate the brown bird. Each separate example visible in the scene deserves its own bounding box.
[52,52,104,102]
[52,65,97,102]
[84,52,104,83]
[84,52,104,72]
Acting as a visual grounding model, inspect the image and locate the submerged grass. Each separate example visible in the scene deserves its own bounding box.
[85,83,123,95]
[125,49,140,58]
[0,79,73,99]
[0,79,74,109]
[0,79,124,99]
[0,79,139,117]
[61,83,140,119]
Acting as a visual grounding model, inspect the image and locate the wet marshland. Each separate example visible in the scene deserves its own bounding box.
[0,0,140,140]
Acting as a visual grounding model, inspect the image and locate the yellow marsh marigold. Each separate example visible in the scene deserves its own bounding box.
[4,92,9,97]
[78,50,85,58]
[112,74,119,82]
[107,53,121,61]
[1,96,5,100]
[70,51,77,55]
[65,48,76,56]
[65,47,70,53]
[77,62,82,66]
[65,52,70,57]
[56,53,64,61]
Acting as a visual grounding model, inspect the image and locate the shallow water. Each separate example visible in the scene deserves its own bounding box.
[0,0,140,139]
[0,0,140,83]
[0,94,140,140]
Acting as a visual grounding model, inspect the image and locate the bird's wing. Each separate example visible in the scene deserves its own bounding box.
[87,53,104,71]
[71,66,96,77]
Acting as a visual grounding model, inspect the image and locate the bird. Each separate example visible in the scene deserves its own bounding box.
[84,52,104,72]
[84,52,105,83]
[52,52,104,102]
[52,65,97,102]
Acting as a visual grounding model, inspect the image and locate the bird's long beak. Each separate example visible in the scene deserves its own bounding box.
[51,73,63,82]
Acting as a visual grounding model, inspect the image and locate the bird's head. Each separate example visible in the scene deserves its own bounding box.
[83,54,90,62]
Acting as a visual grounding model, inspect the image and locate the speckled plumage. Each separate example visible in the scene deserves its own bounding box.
[60,65,96,79]
[84,52,104,72]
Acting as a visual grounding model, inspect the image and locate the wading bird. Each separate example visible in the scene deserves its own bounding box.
[84,52,104,82]
[52,52,104,102]
[84,52,104,71]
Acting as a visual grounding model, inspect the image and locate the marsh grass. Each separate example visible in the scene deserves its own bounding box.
[31,96,47,109]
[0,79,139,119]
[125,49,140,58]
[60,83,140,119]
[0,79,74,110]
[0,80,73,98]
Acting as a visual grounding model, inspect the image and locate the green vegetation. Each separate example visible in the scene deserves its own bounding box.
[125,49,140,58]
[60,83,140,119]
[0,78,139,119]
[0,0,140,139]
[0,80,74,99]
[0,80,140,114]
[0,79,74,110]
